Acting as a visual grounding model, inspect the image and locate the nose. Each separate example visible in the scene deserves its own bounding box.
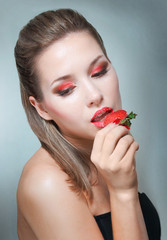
[85,82,103,107]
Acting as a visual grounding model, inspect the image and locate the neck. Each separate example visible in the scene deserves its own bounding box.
[63,135,93,157]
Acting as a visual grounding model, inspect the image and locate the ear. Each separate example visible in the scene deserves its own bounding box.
[29,96,52,121]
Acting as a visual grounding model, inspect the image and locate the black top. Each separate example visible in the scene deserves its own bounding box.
[94,193,161,240]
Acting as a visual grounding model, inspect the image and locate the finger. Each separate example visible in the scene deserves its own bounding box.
[111,134,135,161]
[92,123,117,154]
[122,141,139,167]
[101,126,129,158]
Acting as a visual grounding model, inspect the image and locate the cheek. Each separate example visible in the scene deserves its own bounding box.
[44,97,81,123]
[43,97,67,120]
[103,72,122,105]
[104,74,120,95]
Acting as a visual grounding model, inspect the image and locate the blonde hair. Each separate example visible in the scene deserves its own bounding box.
[14,9,107,199]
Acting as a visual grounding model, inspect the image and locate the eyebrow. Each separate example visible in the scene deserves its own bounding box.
[50,55,104,87]
[88,55,104,74]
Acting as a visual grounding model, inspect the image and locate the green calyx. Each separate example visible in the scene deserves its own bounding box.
[120,112,137,128]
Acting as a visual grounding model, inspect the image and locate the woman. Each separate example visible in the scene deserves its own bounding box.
[15,9,161,240]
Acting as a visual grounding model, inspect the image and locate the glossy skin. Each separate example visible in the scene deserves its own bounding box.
[17,32,148,240]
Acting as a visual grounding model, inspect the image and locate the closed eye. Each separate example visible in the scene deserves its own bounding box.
[91,61,109,78]
[56,86,76,96]
[91,68,108,78]
[55,82,76,96]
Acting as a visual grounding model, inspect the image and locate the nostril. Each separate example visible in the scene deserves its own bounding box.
[87,93,103,107]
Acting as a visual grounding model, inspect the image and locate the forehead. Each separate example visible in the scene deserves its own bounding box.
[36,31,104,67]
[35,31,105,82]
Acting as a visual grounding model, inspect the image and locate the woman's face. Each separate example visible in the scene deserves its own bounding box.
[33,31,122,149]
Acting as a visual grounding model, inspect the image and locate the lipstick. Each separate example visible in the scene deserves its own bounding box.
[91,107,113,128]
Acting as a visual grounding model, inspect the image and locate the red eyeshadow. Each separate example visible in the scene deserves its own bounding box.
[91,64,103,75]
[57,82,74,91]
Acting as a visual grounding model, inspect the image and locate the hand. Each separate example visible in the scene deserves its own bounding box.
[91,123,139,199]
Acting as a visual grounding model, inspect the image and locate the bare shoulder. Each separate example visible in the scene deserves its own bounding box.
[17,147,103,240]
[17,147,74,210]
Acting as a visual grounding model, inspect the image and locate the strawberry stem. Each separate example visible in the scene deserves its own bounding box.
[120,112,137,128]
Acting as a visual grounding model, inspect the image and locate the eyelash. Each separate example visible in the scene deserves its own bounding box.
[91,68,108,78]
[56,65,108,96]
[56,86,76,96]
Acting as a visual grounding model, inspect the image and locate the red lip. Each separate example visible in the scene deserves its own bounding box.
[91,107,113,128]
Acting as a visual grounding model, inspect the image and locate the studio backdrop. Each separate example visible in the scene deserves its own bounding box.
[0,0,166,239]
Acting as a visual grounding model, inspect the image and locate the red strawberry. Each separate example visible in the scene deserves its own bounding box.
[104,110,137,129]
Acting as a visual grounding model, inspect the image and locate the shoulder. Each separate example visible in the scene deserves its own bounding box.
[17,148,103,239]
[17,147,80,210]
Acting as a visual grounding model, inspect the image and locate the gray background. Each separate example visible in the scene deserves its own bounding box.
[1,0,166,239]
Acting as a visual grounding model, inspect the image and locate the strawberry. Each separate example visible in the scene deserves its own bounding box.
[104,110,137,129]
